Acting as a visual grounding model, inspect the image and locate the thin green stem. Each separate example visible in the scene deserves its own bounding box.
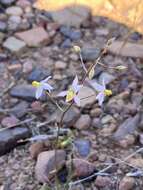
[46,92,64,112]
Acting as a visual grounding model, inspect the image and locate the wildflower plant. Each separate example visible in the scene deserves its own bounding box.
[31,39,127,189]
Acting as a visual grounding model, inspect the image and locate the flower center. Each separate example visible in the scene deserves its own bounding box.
[66,88,76,102]
[32,81,40,87]
[104,89,112,96]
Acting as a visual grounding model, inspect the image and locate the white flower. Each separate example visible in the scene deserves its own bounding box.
[58,75,82,106]
[89,79,112,106]
[32,76,53,99]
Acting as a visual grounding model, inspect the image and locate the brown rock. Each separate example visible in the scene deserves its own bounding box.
[90,108,102,117]
[15,27,50,47]
[129,158,143,168]
[100,124,117,137]
[8,64,22,72]
[29,142,45,160]
[69,184,84,190]
[77,86,96,107]
[88,151,98,162]
[55,61,66,69]
[75,114,91,130]
[31,101,43,112]
[108,41,143,58]
[95,176,111,188]
[67,159,95,178]
[118,135,136,148]
[139,134,143,145]
[119,177,135,190]
[35,150,66,183]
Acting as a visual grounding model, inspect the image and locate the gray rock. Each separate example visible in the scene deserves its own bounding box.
[10,101,29,118]
[61,38,72,48]
[131,92,143,106]
[0,0,16,5]
[10,84,46,101]
[81,47,100,61]
[0,53,7,61]
[74,139,91,157]
[0,21,7,32]
[27,68,50,82]
[35,150,66,183]
[139,113,143,130]
[6,6,23,16]
[112,114,140,141]
[51,5,90,27]
[0,32,5,44]
[74,114,91,130]
[3,37,26,53]
[60,26,81,40]
[7,15,21,31]
[139,134,143,145]
[99,72,116,85]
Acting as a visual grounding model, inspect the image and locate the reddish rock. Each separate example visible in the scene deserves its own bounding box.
[31,101,43,112]
[119,135,136,148]
[15,27,50,47]
[67,159,95,178]
[119,177,135,190]
[1,115,19,127]
[95,176,111,188]
[35,150,66,183]
[29,142,45,160]
[75,114,91,130]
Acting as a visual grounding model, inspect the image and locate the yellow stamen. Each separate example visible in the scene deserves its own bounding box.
[32,81,40,87]
[104,89,112,96]
[66,88,75,102]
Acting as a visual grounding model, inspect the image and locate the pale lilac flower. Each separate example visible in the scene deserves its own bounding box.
[58,75,82,106]
[89,79,112,106]
[32,76,53,99]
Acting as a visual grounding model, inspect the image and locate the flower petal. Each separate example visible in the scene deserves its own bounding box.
[74,96,80,106]
[35,86,43,99]
[96,92,104,106]
[42,83,53,92]
[89,80,104,92]
[74,84,82,93]
[42,76,52,83]
[102,78,106,89]
[57,91,67,97]
[72,75,78,89]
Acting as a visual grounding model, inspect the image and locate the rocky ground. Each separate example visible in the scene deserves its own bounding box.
[0,0,143,190]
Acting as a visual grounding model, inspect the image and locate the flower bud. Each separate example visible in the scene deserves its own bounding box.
[116,65,127,70]
[73,45,81,53]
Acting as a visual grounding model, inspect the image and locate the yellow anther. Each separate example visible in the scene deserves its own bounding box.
[104,89,112,96]
[32,81,40,87]
[66,88,75,102]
